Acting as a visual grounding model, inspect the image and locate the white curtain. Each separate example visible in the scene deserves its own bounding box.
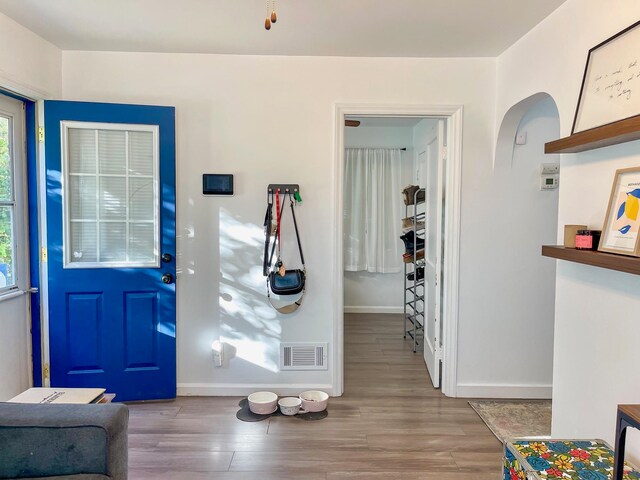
[344,148,402,273]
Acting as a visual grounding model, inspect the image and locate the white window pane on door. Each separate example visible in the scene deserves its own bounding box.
[69,176,96,220]
[70,222,97,263]
[0,116,11,202]
[0,206,15,288]
[100,222,126,262]
[100,176,126,221]
[129,131,153,176]
[64,123,158,268]
[129,223,155,262]
[98,130,126,175]
[68,128,96,174]
[129,177,154,220]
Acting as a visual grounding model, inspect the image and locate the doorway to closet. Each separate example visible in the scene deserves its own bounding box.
[341,115,446,392]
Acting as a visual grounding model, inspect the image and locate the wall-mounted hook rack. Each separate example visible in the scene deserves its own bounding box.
[267,184,300,195]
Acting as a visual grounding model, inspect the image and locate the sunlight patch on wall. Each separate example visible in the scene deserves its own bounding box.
[218,207,280,373]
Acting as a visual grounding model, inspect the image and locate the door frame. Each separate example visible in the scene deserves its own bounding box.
[0,78,50,388]
[332,103,463,397]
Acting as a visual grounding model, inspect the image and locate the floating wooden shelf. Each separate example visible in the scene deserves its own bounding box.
[542,245,640,276]
[545,116,640,154]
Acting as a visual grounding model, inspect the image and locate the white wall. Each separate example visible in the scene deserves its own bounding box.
[0,296,31,400]
[0,13,61,400]
[343,125,414,313]
[460,96,559,397]
[0,12,61,98]
[497,0,640,455]
[61,52,496,396]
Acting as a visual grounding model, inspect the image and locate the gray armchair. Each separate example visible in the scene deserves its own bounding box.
[0,403,128,480]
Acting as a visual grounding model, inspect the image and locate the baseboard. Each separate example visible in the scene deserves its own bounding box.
[344,306,404,314]
[177,383,335,397]
[456,383,552,399]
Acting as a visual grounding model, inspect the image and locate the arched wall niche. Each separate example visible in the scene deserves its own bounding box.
[483,91,561,400]
[495,92,560,169]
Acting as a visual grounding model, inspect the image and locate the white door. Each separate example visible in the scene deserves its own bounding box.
[0,93,30,399]
[423,120,445,388]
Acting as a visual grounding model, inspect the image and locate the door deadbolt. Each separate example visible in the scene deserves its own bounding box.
[161,273,174,284]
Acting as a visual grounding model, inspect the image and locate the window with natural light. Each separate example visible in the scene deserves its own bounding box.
[63,123,159,268]
[0,114,15,290]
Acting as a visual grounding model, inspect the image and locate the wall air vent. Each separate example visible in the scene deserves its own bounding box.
[280,343,328,370]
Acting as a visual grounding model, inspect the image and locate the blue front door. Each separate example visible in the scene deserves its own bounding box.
[44,101,176,401]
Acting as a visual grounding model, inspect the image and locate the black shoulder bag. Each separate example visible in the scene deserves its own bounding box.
[265,193,306,314]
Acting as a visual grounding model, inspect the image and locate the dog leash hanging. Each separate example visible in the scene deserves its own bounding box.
[262,191,273,276]
[289,193,305,267]
[266,192,286,279]
[275,189,285,276]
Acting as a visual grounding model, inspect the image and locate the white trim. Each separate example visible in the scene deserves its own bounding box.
[456,383,553,399]
[441,106,463,398]
[0,70,51,102]
[0,96,27,296]
[344,306,404,314]
[177,383,335,397]
[61,121,158,133]
[0,288,27,303]
[333,103,463,398]
[37,100,50,387]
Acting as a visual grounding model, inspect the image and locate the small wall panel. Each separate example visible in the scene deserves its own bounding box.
[66,293,102,372]
[124,292,158,370]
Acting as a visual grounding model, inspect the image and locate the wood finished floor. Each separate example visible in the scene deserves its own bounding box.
[127,313,502,479]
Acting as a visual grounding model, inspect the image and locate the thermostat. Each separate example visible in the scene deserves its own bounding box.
[540,175,559,190]
[203,174,234,196]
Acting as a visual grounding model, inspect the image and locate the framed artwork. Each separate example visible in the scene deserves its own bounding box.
[599,167,640,257]
[572,20,640,134]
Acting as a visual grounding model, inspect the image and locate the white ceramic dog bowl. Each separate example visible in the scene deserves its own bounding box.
[299,390,329,413]
[248,391,278,415]
[278,397,302,416]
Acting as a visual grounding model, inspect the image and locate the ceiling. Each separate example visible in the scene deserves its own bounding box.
[0,0,567,57]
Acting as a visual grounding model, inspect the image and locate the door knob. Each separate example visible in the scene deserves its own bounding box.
[162,273,174,284]
[162,253,173,263]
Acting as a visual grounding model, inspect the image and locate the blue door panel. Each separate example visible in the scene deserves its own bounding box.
[45,100,176,401]
[66,293,103,371]
[124,292,158,369]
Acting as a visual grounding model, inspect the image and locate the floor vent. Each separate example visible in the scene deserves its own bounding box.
[280,343,328,370]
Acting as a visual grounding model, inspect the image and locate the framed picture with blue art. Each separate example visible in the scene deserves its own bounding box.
[600,166,640,257]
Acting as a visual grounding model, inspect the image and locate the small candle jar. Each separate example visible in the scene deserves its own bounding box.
[575,230,601,250]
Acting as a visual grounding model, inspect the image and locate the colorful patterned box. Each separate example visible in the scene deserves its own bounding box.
[503,439,640,480]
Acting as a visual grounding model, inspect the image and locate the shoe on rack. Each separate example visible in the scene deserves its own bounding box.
[402,250,425,263]
[400,231,425,251]
[402,185,425,205]
[402,217,426,231]
[407,267,424,281]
